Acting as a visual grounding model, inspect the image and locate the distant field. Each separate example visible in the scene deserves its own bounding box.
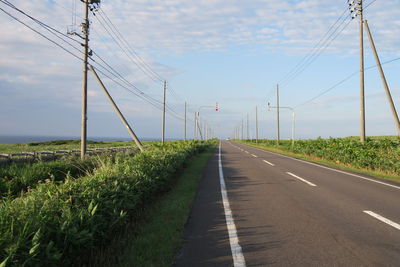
[0,139,140,154]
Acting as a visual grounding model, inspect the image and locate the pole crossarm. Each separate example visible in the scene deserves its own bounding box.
[268,106,294,112]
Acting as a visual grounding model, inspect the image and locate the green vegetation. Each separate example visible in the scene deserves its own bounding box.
[0,157,97,200]
[239,137,400,180]
[0,139,136,154]
[0,140,215,266]
[119,148,214,267]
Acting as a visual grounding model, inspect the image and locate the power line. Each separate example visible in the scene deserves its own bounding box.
[92,7,191,118]
[278,7,350,86]
[280,13,353,88]
[279,0,378,90]
[364,0,377,10]
[295,57,400,108]
[0,5,82,61]
[1,0,82,45]
[90,52,190,123]
[93,8,164,84]
[0,1,186,124]
[98,7,165,82]
[91,61,190,123]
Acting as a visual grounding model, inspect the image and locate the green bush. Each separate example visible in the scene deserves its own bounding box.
[0,157,99,200]
[0,140,215,266]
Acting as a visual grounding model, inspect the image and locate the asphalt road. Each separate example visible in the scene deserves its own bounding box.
[175,141,400,266]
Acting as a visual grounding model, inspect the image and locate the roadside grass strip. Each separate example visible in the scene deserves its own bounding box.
[119,148,215,266]
[363,211,400,231]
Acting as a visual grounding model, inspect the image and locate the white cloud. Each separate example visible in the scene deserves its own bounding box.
[1,0,399,138]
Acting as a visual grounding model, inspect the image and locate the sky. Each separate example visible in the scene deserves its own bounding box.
[0,0,400,141]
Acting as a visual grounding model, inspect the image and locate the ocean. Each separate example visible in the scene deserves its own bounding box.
[0,135,160,144]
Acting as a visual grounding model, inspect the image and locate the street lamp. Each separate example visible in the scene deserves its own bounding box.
[268,103,296,147]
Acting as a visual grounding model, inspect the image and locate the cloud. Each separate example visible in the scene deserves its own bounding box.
[1,0,399,138]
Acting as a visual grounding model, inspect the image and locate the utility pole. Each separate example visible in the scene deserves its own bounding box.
[359,0,366,142]
[256,106,259,143]
[162,80,167,144]
[266,103,268,140]
[276,84,280,144]
[80,0,90,159]
[364,20,400,136]
[194,112,197,140]
[349,0,366,142]
[184,102,187,140]
[241,119,244,140]
[203,120,207,140]
[247,114,249,140]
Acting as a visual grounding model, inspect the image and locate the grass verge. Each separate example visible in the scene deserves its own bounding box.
[118,147,215,267]
[237,141,400,183]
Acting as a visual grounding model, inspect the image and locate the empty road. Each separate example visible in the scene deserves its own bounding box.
[176,141,400,266]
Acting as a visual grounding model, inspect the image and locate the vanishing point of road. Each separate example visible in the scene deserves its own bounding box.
[175,141,400,266]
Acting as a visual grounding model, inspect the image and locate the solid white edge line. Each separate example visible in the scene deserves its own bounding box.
[219,142,247,267]
[263,160,275,166]
[248,145,400,190]
[286,172,317,187]
[363,211,400,231]
[251,154,258,158]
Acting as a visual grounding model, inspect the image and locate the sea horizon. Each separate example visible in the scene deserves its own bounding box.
[0,135,166,144]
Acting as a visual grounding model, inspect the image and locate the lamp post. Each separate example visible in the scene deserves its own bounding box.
[268,103,296,147]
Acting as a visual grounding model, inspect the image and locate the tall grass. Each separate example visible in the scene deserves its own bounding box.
[0,157,96,201]
[0,140,215,266]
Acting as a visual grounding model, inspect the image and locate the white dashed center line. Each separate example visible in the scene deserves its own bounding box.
[364,211,400,231]
[286,172,317,187]
[263,160,275,166]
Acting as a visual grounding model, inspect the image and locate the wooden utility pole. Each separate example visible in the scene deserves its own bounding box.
[247,113,250,140]
[162,80,167,144]
[194,112,197,140]
[184,102,187,140]
[241,119,244,140]
[277,84,280,144]
[80,0,90,159]
[359,0,366,142]
[256,106,259,143]
[364,20,400,136]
